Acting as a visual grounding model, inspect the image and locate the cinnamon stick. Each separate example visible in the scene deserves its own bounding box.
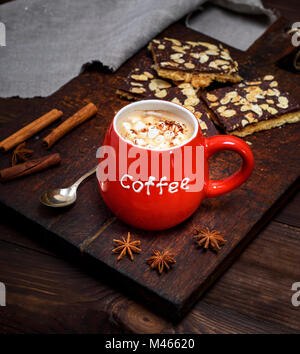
[0,153,61,182]
[42,103,97,148]
[0,109,63,152]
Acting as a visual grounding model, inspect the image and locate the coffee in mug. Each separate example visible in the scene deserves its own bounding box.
[116,110,194,149]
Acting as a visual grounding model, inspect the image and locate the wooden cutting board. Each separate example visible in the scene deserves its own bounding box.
[0,18,299,320]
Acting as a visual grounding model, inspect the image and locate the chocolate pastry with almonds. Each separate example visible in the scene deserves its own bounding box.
[148,37,242,88]
[116,57,173,100]
[202,75,300,137]
[116,58,218,137]
[169,84,218,138]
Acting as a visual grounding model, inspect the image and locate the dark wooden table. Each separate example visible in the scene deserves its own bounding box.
[0,0,299,333]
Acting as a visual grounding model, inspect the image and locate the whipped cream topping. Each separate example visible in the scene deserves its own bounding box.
[117,110,193,149]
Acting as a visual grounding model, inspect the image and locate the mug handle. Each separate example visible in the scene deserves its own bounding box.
[204,135,254,198]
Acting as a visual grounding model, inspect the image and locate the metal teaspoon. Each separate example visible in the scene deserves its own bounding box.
[40,166,97,207]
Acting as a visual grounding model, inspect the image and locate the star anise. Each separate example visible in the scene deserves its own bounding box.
[146,249,176,274]
[193,227,226,252]
[112,232,141,261]
[11,142,33,166]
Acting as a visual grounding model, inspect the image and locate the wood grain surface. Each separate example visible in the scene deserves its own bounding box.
[0,193,299,333]
[0,0,299,332]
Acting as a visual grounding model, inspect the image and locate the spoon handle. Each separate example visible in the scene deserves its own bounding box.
[72,166,97,189]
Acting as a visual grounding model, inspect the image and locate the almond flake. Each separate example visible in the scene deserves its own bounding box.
[149,79,171,91]
[215,59,229,66]
[221,109,236,117]
[270,81,278,87]
[143,71,154,79]
[206,93,218,102]
[164,37,181,46]
[251,104,263,116]
[178,83,193,89]
[130,82,143,87]
[200,42,219,51]
[172,45,186,54]
[131,74,148,81]
[199,54,209,64]
[277,96,289,109]
[246,93,257,103]
[205,49,219,56]
[267,106,278,115]
[184,62,195,69]
[184,96,200,107]
[255,94,265,99]
[173,58,185,64]
[149,81,157,91]
[158,44,165,50]
[130,87,146,94]
[186,41,198,47]
[185,105,195,113]
[154,89,167,98]
[263,75,274,81]
[217,106,227,113]
[220,51,231,60]
[209,61,218,69]
[181,86,197,97]
[220,91,237,105]
[171,97,181,105]
[190,52,201,59]
[246,81,262,85]
[241,104,251,111]
[241,119,248,127]
[231,95,241,103]
[266,89,276,96]
[170,53,183,60]
[199,121,208,130]
[244,86,261,93]
[260,104,269,110]
[161,61,179,68]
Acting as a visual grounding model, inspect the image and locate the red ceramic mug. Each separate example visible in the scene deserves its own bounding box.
[97,100,254,230]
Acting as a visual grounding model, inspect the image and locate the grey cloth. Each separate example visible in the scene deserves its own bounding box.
[0,0,273,98]
[186,0,275,51]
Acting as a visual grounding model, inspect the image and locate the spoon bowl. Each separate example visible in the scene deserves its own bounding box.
[40,187,77,207]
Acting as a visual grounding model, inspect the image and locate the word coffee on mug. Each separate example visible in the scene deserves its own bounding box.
[117,110,194,150]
